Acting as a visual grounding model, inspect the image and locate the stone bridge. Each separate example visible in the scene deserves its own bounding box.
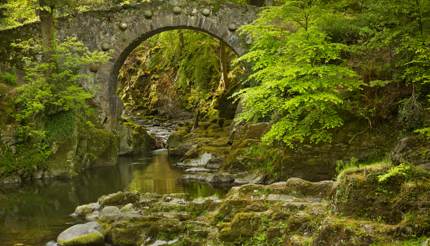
[0,0,258,129]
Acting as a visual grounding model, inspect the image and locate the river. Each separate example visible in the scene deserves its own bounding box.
[0,150,226,245]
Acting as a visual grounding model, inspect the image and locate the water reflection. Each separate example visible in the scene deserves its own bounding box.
[0,150,227,245]
[127,152,183,193]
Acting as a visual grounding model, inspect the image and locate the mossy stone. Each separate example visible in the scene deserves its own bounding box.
[143,10,153,19]
[173,6,182,15]
[201,8,211,16]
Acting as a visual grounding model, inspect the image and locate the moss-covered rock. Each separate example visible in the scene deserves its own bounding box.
[333,163,430,225]
[46,118,119,177]
[57,222,105,246]
[226,120,400,182]
[313,216,396,246]
[270,178,335,198]
[391,136,430,168]
[219,212,266,242]
[119,120,155,156]
[109,218,148,245]
[98,191,139,207]
[61,164,430,245]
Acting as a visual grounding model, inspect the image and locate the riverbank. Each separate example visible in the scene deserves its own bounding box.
[55,162,430,245]
[0,150,226,245]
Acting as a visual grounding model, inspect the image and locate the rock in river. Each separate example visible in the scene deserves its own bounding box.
[98,191,139,206]
[99,206,121,222]
[57,222,104,246]
[73,202,100,218]
[176,153,215,168]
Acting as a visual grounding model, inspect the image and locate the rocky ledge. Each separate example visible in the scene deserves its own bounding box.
[54,163,430,245]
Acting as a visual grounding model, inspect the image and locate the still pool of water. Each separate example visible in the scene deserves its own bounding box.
[0,150,227,245]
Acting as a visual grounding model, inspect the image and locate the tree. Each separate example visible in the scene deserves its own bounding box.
[0,37,109,175]
[236,0,361,147]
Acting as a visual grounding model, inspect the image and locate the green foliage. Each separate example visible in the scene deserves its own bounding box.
[236,0,361,147]
[0,142,51,176]
[335,157,359,175]
[241,143,286,179]
[0,72,17,85]
[382,237,429,246]
[398,95,425,130]
[13,37,108,124]
[119,30,240,119]
[0,37,109,177]
[0,0,121,29]
[0,0,37,29]
[416,127,430,139]
[146,30,221,95]
[377,163,430,185]
[377,163,414,184]
[235,0,430,148]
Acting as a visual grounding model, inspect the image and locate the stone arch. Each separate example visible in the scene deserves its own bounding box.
[108,26,245,125]
[87,2,258,129]
[0,1,258,129]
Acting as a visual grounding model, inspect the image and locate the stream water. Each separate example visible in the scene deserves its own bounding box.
[0,143,226,245]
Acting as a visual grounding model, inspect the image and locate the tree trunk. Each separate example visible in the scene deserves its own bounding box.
[177,30,185,58]
[38,0,55,60]
[217,41,230,92]
[192,109,200,130]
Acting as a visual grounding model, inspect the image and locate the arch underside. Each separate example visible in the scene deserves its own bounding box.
[112,26,242,84]
[104,15,254,128]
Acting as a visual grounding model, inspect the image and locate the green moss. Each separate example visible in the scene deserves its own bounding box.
[45,112,76,142]
[74,122,118,168]
[313,216,396,245]
[57,231,104,246]
[334,162,430,225]
[110,220,147,245]
[372,237,429,246]
[219,212,264,242]
[213,199,253,223]
[0,72,17,86]
[0,142,50,178]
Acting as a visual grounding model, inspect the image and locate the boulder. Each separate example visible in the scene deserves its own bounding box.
[57,222,104,246]
[167,130,190,157]
[231,122,271,144]
[312,217,393,246]
[99,206,122,222]
[98,191,139,206]
[85,211,100,221]
[182,172,235,185]
[333,164,430,225]
[176,153,215,168]
[270,178,335,198]
[219,212,264,242]
[46,241,58,246]
[119,122,155,156]
[73,203,100,218]
[391,136,430,166]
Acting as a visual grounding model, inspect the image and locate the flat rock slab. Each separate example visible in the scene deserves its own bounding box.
[185,167,212,173]
[176,153,215,168]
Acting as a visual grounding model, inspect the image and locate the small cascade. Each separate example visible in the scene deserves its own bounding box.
[132,117,178,149]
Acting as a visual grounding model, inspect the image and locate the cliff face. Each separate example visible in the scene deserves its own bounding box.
[0,73,120,184]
